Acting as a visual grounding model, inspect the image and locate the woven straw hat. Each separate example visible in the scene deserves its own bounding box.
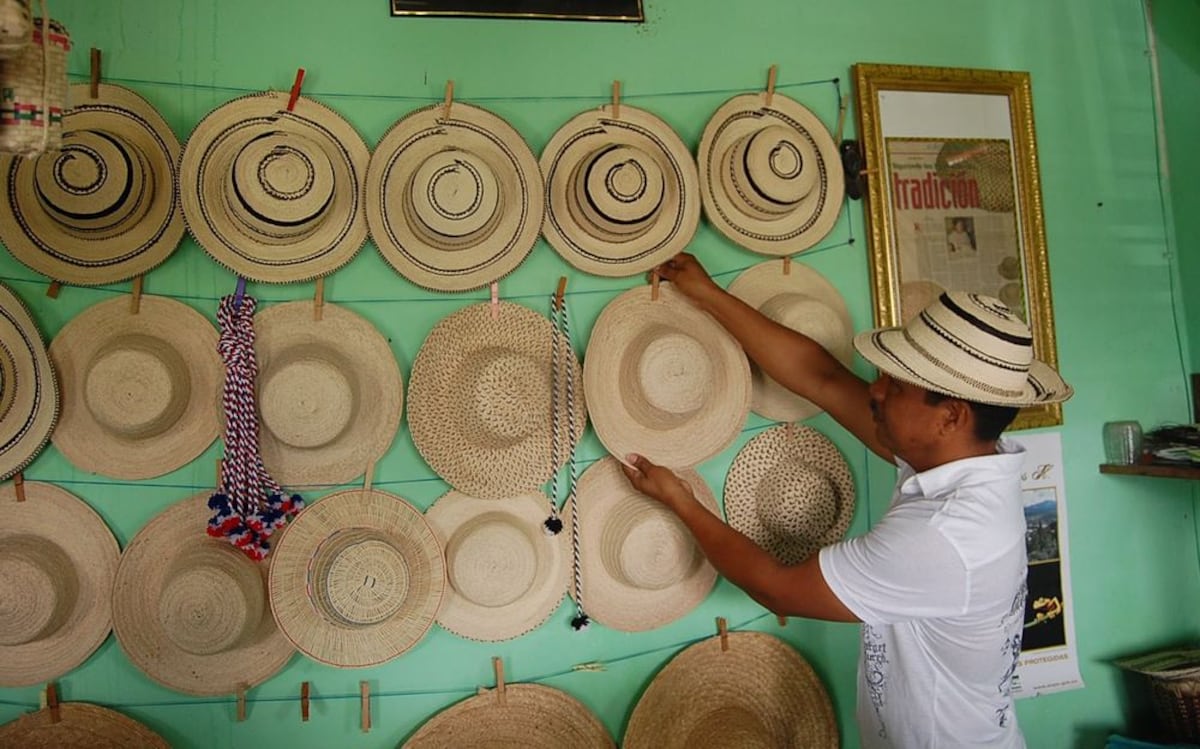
[48,295,221,479]
[0,702,169,748]
[254,301,403,486]
[697,92,844,256]
[179,91,369,283]
[541,103,700,277]
[366,102,544,292]
[408,301,586,499]
[0,282,57,480]
[268,488,446,668]
[0,83,184,286]
[624,631,838,748]
[725,424,855,566]
[899,279,946,323]
[425,490,569,642]
[855,291,1073,406]
[728,261,852,422]
[567,457,718,632]
[0,481,118,687]
[111,492,294,695]
[584,284,750,468]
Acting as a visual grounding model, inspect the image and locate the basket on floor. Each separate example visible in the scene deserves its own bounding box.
[0,15,69,156]
[1150,676,1200,744]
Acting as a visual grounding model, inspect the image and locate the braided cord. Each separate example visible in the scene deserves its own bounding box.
[544,293,563,534]
[560,298,588,630]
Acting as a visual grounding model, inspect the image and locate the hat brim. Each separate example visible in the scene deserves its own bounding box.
[0,283,58,481]
[0,703,170,748]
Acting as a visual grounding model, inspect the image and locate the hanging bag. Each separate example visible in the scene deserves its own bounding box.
[0,2,69,157]
[0,0,31,60]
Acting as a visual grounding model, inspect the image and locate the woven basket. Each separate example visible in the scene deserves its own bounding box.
[0,0,31,60]
[1150,676,1200,743]
[0,15,68,156]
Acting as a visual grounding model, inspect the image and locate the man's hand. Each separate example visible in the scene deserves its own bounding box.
[654,252,721,305]
[619,453,695,512]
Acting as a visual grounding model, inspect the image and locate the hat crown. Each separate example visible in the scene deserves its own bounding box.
[0,535,79,646]
[602,496,700,591]
[759,292,847,349]
[311,528,410,627]
[755,460,839,544]
[728,125,819,212]
[159,543,264,656]
[85,333,191,440]
[38,130,153,233]
[631,327,713,419]
[578,144,665,227]
[461,346,551,446]
[410,149,501,239]
[685,706,776,749]
[446,513,538,609]
[260,346,357,450]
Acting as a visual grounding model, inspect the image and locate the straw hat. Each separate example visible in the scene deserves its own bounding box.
[425,490,569,642]
[178,91,369,283]
[541,103,700,277]
[110,492,293,695]
[0,83,184,286]
[728,260,852,422]
[408,301,586,499]
[268,488,446,668]
[48,295,221,479]
[724,424,855,566]
[404,682,615,748]
[0,702,169,748]
[697,92,844,256]
[899,279,946,324]
[0,481,118,687]
[366,102,544,292]
[566,457,718,632]
[584,284,750,468]
[623,631,838,748]
[254,301,403,486]
[0,282,57,481]
[855,291,1073,406]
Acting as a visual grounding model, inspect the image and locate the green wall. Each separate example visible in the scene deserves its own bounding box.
[1,1,1197,746]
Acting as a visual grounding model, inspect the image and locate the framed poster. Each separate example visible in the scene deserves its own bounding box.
[390,1,644,22]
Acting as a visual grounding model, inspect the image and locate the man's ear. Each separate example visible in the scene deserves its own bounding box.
[940,398,973,435]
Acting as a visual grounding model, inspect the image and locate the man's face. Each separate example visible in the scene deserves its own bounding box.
[868,372,942,461]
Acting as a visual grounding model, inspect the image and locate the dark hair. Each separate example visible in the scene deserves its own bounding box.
[924,391,1019,442]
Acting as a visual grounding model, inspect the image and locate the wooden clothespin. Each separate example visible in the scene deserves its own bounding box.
[363,458,377,493]
[236,686,247,722]
[286,68,306,113]
[443,80,455,121]
[313,277,324,321]
[716,616,729,651]
[130,276,144,314]
[782,256,792,276]
[490,281,500,321]
[300,682,310,722]
[359,681,371,733]
[777,615,788,627]
[492,656,507,706]
[89,48,101,99]
[44,682,60,723]
[611,80,621,119]
[650,271,660,301]
[554,276,567,312]
[45,281,61,299]
[834,94,849,146]
[13,472,26,502]
[216,458,224,487]
[765,64,778,107]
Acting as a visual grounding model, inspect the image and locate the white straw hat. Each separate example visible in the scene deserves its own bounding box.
[48,295,221,479]
[724,424,855,566]
[698,92,844,256]
[899,279,946,323]
[0,83,184,285]
[727,260,853,422]
[367,102,544,292]
[0,282,57,481]
[268,488,446,668]
[584,284,750,468]
[624,631,838,748]
[541,103,700,276]
[179,91,369,283]
[111,492,294,695]
[425,490,569,642]
[0,702,169,748]
[0,481,118,687]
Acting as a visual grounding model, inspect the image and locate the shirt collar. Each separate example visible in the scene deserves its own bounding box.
[897,437,1026,500]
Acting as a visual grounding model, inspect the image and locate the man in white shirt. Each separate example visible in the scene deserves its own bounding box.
[621,252,1073,748]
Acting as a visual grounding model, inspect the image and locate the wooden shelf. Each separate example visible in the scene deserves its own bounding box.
[1099,463,1200,480]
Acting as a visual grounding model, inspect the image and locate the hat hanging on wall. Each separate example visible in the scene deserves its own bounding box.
[724,424,855,566]
[0,281,58,481]
[178,90,369,283]
[0,83,185,286]
[268,488,446,668]
[407,301,586,499]
[583,284,750,469]
[898,279,946,324]
[623,631,838,748]
[727,260,853,422]
[0,481,119,688]
[541,98,700,277]
[366,98,544,292]
[0,702,170,748]
[0,16,68,157]
[110,492,295,696]
[697,91,844,256]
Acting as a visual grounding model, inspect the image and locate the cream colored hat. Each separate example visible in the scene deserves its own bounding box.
[0,282,57,480]
[566,457,718,632]
[541,103,700,276]
[728,260,853,422]
[407,301,586,499]
[49,295,221,479]
[899,279,946,324]
[724,424,855,566]
[624,631,838,748]
[0,481,118,687]
[425,490,569,642]
[584,284,750,469]
[0,83,184,285]
[111,492,294,695]
[698,92,844,256]
[179,91,369,283]
[404,682,615,748]
[268,488,446,668]
[254,301,403,486]
[0,703,169,748]
[366,102,544,292]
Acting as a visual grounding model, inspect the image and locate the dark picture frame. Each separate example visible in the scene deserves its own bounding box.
[390,1,644,22]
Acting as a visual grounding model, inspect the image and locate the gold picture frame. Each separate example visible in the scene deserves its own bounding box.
[853,63,1063,429]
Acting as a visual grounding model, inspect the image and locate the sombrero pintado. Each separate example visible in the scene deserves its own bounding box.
[0,481,118,687]
[698,92,844,256]
[0,703,169,748]
[111,492,294,696]
[49,295,221,479]
[179,91,369,283]
[0,282,57,480]
[367,102,544,292]
[541,103,700,277]
[0,83,184,285]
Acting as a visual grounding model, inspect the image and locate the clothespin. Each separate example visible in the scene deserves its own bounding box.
[89,48,101,99]
[300,682,310,722]
[286,68,306,113]
[313,277,324,321]
[651,271,660,301]
[13,472,26,502]
[716,616,729,651]
[777,615,788,626]
[45,281,61,299]
[216,458,224,487]
[611,81,621,119]
[490,281,500,321]
[782,256,792,276]
[44,682,60,723]
[492,657,507,706]
[554,276,567,312]
[236,686,247,722]
[362,458,376,494]
[765,64,778,108]
[233,277,247,312]
[130,276,143,314]
[834,93,849,146]
[443,80,455,121]
[359,681,371,733]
